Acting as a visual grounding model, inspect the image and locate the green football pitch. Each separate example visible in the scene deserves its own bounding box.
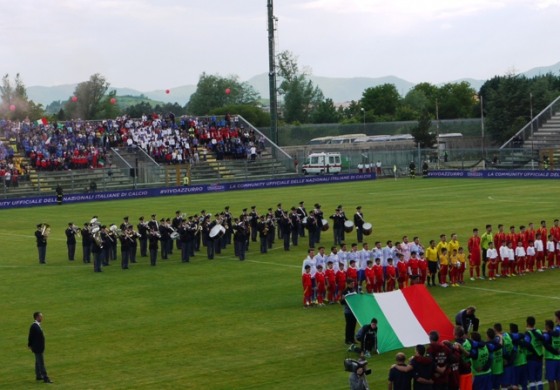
[1,178,559,389]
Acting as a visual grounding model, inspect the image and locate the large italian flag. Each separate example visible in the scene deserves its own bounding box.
[345,285,454,354]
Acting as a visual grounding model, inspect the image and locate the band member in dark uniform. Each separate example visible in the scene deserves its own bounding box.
[65,222,77,261]
[307,212,318,249]
[266,208,276,249]
[275,203,284,240]
[35,224,47,264]
[91,229,103,272]
[187,216,197,257]
[297,201,307,237]
[233,218,247,260]
[354,206,365,243]
[224,206,233,245]
[258,215,268,254]
[249,206,259,242]
[330,208,346,246]
[280,210,291,251]
[148,227,160,266]
[205,215,216,259]
[338,205,347,242]
[137,216,148,257]
[119,216,131,232]
[172,210,183,251]
[314,204,324,244]
[108,225,117,262]
[119,228,131,269]
[290,207,300,247]
[199,211,208,250]
[101,226,112,266]
[128,226,139,263]
[81,223,91,263]
[178,220,190,263]
[159,219,170,260]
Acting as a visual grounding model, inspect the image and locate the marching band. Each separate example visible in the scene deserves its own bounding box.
[35,203,373,272]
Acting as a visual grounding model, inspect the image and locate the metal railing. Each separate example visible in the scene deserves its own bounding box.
[500,95,560,149]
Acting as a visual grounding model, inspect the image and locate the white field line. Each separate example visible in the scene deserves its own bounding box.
[461,285,560,300]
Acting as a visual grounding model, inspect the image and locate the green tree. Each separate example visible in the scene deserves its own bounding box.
[360,83,401,120]
[210,105,270,127]
[186,73,260,115]
[437,82,477,119]
[0,73,45,120]
[410,111,436,148]
[311,98,340,124]
[277,50,324,124]
[65,73,111,119]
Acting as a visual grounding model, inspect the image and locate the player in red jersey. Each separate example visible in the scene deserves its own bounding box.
[396,253,408,289]
[386,258,397,291]
[538,220,548,250]
[493,224,506,276]
[302,265,313,307]
[335,262,347,301]
[418,252,428,285]
[372,258,384,293]
[365,260,375,293]
[315,264,326,305]
[346,259,358,290]
[467,228,481,280]
[325,260,337,303]
[506,225,519,249]
[408,251,420,285]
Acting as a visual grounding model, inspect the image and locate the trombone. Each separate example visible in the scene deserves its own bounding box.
[41,223,51,237]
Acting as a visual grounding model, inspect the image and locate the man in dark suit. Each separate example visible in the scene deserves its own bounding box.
[28,311,52,383]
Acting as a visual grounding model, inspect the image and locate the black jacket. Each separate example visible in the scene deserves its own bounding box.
[28,322,45,354]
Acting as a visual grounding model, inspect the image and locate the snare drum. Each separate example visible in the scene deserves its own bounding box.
[321,219,329,232]
[170,232,180,240]
[344,220,354,233]
[362,222,373,236]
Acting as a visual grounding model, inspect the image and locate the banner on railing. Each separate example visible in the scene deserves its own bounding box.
[0,173,375,209]
[427,169,560,179]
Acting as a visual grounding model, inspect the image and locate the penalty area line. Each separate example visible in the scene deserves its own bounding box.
[461,285,560,300]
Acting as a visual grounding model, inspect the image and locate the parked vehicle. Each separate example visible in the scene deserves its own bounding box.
[302,152,342,175]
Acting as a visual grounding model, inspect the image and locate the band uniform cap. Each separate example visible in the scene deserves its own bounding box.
[139,216,144,220]
[251,205,256,209]
[268,208,272,211]
[338,205,343,208]
[299,201,304,205]
[151,214,156,217]
[37,224,42,228]
[356,206,362,209]
[124,216,129,220]
[243,208,247,212]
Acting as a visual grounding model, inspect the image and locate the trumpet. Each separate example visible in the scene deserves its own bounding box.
[72,224,81,238]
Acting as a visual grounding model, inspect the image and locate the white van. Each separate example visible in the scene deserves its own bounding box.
[302,152,342,175]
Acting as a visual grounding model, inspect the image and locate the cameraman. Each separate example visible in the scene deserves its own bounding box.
[348,354,370,390]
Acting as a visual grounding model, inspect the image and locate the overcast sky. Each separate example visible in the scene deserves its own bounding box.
[2,0,559,91]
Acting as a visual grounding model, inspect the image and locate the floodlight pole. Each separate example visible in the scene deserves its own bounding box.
[267,0,279,146]
[530,92,535,170]
[436,98,440,169]
[480,95,485,169]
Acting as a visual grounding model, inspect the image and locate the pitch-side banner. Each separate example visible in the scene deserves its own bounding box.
[0,173,375,209]
[428,169,560,179]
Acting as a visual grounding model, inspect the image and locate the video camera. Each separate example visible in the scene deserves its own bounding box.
[344,358,372,376]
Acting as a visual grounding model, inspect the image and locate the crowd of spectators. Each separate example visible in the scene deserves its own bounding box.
[0,113,267,179]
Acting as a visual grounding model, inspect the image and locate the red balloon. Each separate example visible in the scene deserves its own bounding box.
[165,89,170,94]
[9,104,16,111]
[110,97,117,105]
[225,88,231,95]
[71,96,78,102]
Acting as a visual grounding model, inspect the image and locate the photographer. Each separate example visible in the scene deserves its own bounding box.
[455,306,479,332]
[356,318,378,358]
[341,279,358,347]
[347,353,370,390]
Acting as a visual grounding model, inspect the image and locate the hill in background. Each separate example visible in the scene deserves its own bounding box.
[27,61,560,108]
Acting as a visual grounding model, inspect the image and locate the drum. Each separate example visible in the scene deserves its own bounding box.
[344,220,354,233]
[301,217,308,227]
[209,224,226,239]
[170,232,180,240]
[321,219,329,232]
[362,222,373,236]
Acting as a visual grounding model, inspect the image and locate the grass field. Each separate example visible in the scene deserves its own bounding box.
[1,178,559,389]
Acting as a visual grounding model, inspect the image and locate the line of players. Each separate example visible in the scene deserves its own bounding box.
[466,221,560,281]
[389,312,560,390]
[301,219,560,305]
[56,201,369,272]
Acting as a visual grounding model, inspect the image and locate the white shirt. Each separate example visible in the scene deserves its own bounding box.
[487,248,498,260]
[302,256,317,277]
[515,246,526,257]
[534,239,544,252]
[499,245,510,259]
[526,246,536,256]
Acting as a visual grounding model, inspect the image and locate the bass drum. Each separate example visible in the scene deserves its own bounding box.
[170,232,180,240]
[362,222,373,236]
[321,219,329,232]
[209,224,226,239]
[344,220,354,233]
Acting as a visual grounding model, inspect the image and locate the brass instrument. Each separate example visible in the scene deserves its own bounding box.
[72,224,81,238]
[41,223,51,237]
